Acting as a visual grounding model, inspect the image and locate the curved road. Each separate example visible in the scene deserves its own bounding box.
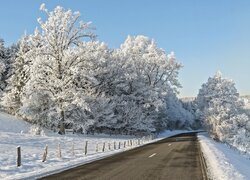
[40,132,207,180]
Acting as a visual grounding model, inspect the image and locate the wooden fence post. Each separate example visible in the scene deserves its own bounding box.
[108,143,111,150]
[17,146,21,167]
[58,143,62,158]
[124,141,126,148]
[85,141,88,155]
[118,142,121,149]
[114,142,116,150]
[102,142,105,152]
[42,145,48,162]
[72,142,75,156]
[96,143,98,153]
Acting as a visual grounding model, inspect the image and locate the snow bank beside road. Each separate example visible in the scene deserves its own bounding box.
[198,133,250,180]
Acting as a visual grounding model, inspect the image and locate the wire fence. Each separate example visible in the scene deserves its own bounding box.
[16,135,156,167]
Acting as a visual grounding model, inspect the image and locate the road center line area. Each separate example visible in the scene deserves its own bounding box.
[40,132,207,180]
[148,153,157,158]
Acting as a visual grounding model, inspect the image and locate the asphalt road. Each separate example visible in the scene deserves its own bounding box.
[40,132,207,180]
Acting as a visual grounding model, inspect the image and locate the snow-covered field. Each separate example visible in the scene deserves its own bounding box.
[0,112,141,179]
[199,133,250,180]
[0,112,188,180]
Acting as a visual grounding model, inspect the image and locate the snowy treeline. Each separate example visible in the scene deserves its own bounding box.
[0,4,195,135]
[195,71,250,153]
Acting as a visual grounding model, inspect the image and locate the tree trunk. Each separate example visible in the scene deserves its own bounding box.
[59,110,65,135]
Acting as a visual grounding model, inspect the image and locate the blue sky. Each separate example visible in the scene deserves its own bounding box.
[1,0,250,97]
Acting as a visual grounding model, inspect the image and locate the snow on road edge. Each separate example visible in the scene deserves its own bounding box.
[198,133,249,180]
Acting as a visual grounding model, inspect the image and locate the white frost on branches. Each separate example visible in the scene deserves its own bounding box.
[1,4,195,135]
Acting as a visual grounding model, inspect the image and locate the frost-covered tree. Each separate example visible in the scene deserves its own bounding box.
[117,35,181,91]
[63,41,115,133]
[0,38,18,95]
[111,35,183,133]
[1,36,31,114]
[20,91,57,129]
[23,4,95,134]
[4,43,19,80]
[195,71,250,153]
[196,71,243,137]
[0,39,6,92]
